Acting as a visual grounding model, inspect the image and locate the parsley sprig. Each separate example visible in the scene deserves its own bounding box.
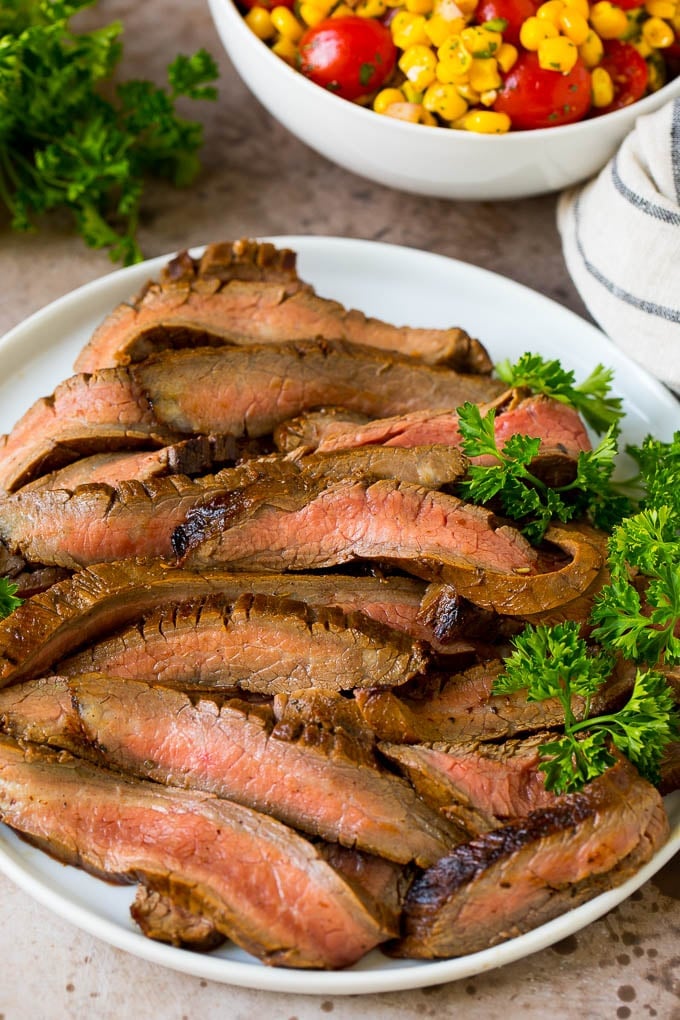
[496,353,624,433]
[0,0,218,264]
[0,578,22,618]
[494,623,679,794]
[456,402,631,542]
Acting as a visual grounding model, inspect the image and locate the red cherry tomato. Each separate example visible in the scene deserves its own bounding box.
[297,16,397,101]
[493,52,592,129]
[475,0,539,46]
[591,40,649,115]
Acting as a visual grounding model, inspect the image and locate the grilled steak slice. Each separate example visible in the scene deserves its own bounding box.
[21,435,244,492]
[176,474,604,616]
[355,659,633,744]
[75,240,491,374]
[277,395,591,488]
[0,340,504,493]
[130,887,226,951]
[298,444,469,490]
[132,340,506,436]
[0,735,391,968]
[0,364,177,493]
[394,755,669,959]
[0,561,455,687]
[319,844,407,936]
[0,675,459,865]
[379,733,557,833]
[58,593,429,693]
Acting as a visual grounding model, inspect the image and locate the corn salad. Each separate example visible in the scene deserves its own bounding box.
[240,0,680,130]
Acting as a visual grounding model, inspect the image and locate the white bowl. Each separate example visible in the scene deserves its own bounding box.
[208,0,680,200]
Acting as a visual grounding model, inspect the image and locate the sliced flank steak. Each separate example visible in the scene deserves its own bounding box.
[394,754,669,959]
[354,659,634,744]
[75,239,491,374]
[378,732,558,833]
[0,735,392,968]
[58,593,429,693]
[0,561,449,688]
[175,472,605,616]
[0,675,459,866]
[0,339,505,493]
[130,887,226,951]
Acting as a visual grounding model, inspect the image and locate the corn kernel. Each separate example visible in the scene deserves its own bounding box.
[420,108,439,124]
[578,29,604,65]
[458,109,511,131]
[331,3,353,13]
[270,6,304,39]
[519,15,559,49]
[460,25,503,55]
[425,15,466,44]
[633,36,654,55]
[479,87,499,104]
[391,11,430,46]
[536,0,565,24]
[566,0,589,16]
[271,36,298,61]
[589,1,628,38]
[591,65,615,104]
[402,80,426,101]
[642,14,676,45]
[497,41,519,70]
[559,7,590,43]
[384,101,425,122]
[645,0,676,17]
[537,34,579,70]
[456,0,479,13]
[455,81,481,102]
[422,81,469,118]
[244,6,275,38]
[437,35,474,73]
[433,0,467,16]
[356,0,388,16]
[469,56,502,90]
[406,0,435,12]
[399,43,438,88]
[299,2,328,25]
[373,87,406,113]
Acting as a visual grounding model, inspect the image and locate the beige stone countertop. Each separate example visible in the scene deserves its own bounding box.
[0,1,678,1017]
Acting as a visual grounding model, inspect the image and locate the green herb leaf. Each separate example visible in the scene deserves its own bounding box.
[496,353,624,433]
[0,1,218,264]
[0,577,22,618]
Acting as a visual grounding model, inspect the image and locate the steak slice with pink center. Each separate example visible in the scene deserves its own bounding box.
[0,735,392,968]
[0,675,460,865]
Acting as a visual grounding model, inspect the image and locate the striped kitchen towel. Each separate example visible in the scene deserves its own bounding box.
[557,98,680,393]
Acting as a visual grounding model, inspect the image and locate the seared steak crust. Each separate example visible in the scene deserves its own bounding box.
[58,593,429,693]
[130,887,226,951]
[395,756,669,958]
[0,561,451,688]
[0,735,394,968]
[75,239,491,374]
[0,675,459,865]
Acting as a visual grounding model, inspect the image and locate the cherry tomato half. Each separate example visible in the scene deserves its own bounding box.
[591,40,649,115]
[475,0,539,47]
[297,16,397,101]
[493,52,592,129]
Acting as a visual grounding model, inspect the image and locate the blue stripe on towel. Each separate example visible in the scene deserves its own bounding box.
[672,99,680,207]
[610,151,680,226]
[573,191,680,323]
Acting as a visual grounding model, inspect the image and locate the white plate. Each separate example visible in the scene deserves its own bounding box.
[0,236,677,995]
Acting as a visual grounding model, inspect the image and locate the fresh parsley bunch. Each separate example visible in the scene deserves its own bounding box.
[494,622,679,793]
[0,0,218,263]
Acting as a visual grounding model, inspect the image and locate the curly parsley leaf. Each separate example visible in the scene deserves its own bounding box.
[496,353,624,434]
[0,577,22,619]
[494,622,679,793]
[456,402,631,542]
[591,507,680,666]
[0,0,218,264]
